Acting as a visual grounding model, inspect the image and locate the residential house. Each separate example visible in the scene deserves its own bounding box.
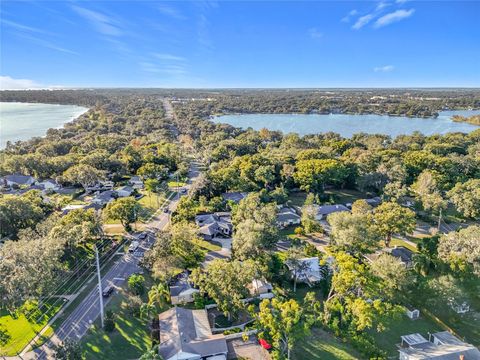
[276,207,301,228]
[314,204,350,220]
[158,307,228,360]
[36,179,61,192]
[116,185,134,198]
[4,174,36,187]
[221,192,248,204]
[129,176,144,189]
[390,246,414,268]
[91,190,116,206]
[170,278,200,305]
[399,331,480,360]
[195,212,233,241]
[86,180,114,192]
[286,257,323,287]
[247,279,274,299]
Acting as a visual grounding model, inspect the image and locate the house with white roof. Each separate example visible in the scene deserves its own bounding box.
[399,331,480,360]
[36,179,61,192]
[286,257,323,287]
[158,307,228,360]
[116,185,134,197]
[247,279,274,299]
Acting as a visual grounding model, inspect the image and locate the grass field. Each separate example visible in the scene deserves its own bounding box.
[137,191,167,222]
[81,275,161,359]
[192,238,222,252]
[81,292,152,359]
[292,328,361,360]
[0,302,61,356]
[369,311,441,357]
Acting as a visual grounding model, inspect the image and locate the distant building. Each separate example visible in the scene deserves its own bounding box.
[221,192,248,204]
[91,190,116,206]
[169,276,200,305]
[276,207,301,228]
[36,179,61,192]
[389,246,414,268]
[314,204,350,220]
[116,185,134,197]
[4,174,36,187]
[286,257,323,286]
[158,307,228,360]
[195,212,233,240]
[398,331,480,360]
[129,176,144,189]
[247,279,274,299]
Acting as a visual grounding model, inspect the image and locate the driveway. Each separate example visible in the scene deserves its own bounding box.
[203,237,231,265]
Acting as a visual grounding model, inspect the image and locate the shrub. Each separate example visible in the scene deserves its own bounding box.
[104,310,116,332]
[128,274,146,296]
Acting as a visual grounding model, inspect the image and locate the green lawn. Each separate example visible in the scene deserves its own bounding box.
[390,238,418,252]
[167,180,186,188]
[137,191,168,222]
[81,275,161,359]
[193,238,222,252]
[287,192,308,207]
[407,275,480,346]
[0,301,61,356]
[369,311,441,357]
[81,295,151,360]
[292,328,361,360]
[324,189,368,205]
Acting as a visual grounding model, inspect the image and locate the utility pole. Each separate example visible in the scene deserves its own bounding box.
[95,245,104,329]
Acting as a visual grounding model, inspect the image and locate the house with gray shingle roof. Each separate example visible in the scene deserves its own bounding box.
[314,204,350,220]
[195,212,232,240]
[158,307,228,360]
[3,174,36,187]
[276,207,301,228]
[221,192,248,204]
[398,331,480,360]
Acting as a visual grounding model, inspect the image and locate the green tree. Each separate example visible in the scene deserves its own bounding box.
[293,159,349,195]
[411,170,447,230]
[447,179,480,219]
[328,212,381,255]
[191,259,257,319]
[104,309,116,332]
[370,253,409,299]
[373,202,416,247]
[350,199,372,215]
[52,339,84,360]
[128,274,145,296]
[139,346,163,360]
[104,197,140,231]
[0,194,45,237]
[438,225,480,275]
[148,283,170,309]
[62,164,104,190]
[250,298,308,360]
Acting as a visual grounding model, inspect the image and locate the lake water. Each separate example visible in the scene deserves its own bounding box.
[213,110,480,138]
[0,102,88,148]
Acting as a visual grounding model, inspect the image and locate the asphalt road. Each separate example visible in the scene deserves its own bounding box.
[29,161,200,360]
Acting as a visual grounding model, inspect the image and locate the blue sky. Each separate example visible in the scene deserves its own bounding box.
[1,1,479,88]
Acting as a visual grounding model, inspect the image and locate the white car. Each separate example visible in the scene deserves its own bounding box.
[128,241,139,253]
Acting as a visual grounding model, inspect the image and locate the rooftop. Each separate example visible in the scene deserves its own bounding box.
[159,307,227,360]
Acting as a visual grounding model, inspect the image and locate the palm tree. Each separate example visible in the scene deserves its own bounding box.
[140,303,156,320]
[148,283,170,310]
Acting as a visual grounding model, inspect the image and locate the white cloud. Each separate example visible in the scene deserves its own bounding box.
[1,19,51,35]
[153,53,186,62]
[376,2,390,11]
[72,5,122,36]
[157,4,186,20]
[374,9,415,28]
[374,65,395,72]
[341,9,358,23]
[308,28,323,39]
[0,76,65,90]
[396,0,409,4]
[352,14,375,30]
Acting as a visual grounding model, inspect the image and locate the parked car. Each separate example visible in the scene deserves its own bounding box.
[128,240,139,253]
[102,285,114,297]
[180,188,187,194]
[138,232,147,240]
[163,207,169,213]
